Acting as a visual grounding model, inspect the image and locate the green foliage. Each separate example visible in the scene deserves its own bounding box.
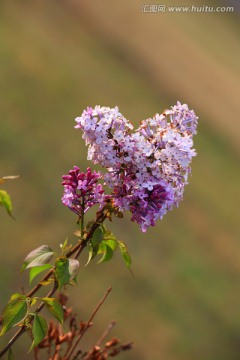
[0,175,20,218]
[0,190,13,217]
[60,238,72,255]
[85,225,132,270]
[0,294,29,336]
[98,244,113,263]
[85,244,99,266]
[117,241,131,270]
[21,245,53,272]
[55,257,79,289]
[97,227,117,263]
[29,264,52,285]
[55,257,70,290]
[29,314,48,351]
[91,227,104,247]
[85,226,104,266]
[102,226,118,250]
[41,298,63,324]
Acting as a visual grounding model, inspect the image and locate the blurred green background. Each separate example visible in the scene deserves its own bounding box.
[1,0,240,359]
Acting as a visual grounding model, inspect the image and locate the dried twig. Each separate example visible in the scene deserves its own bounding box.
[96,321,116,347]
[65,287,112,360]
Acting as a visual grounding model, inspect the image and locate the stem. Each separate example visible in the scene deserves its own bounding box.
[95,321,115,347]
[80,198,85,237]
[65,287,112,360]
[34,346,39,360]
[0,207,108,358]
[0,328,25,357]
[72,350,82,360]
[82,321,115,360]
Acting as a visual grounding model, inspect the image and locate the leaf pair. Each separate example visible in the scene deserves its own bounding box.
[0,294,63,332]
[86,226,132,270]
[0,292,64,354]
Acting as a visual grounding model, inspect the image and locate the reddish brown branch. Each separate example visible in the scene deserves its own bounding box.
[96,321,116,347]
[65,287,112,360]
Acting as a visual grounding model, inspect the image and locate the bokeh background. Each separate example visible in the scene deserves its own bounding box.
[1,0,240,359]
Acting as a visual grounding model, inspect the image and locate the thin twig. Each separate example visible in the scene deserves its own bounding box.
[96,321,116,347]
[82,321,116,360]
[72,349,82,360]
[65,287,112,360]
[34,346,39,360]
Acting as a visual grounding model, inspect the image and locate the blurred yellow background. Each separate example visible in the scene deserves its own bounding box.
[1,0,240,359]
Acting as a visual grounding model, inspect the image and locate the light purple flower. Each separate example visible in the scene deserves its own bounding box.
[71,102,198,231]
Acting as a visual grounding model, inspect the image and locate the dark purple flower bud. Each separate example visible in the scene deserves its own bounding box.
[61,167,105,217]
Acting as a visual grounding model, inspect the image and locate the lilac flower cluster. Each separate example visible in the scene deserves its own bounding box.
[62,166,105,217]
[63,102,197,232]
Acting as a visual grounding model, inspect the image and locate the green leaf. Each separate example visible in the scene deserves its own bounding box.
[55,257,70,289]
[29,264,52,285]
[98,244,113,263]
[102,226,117,250]
[60,238,72,255]
[9,293,25,301]
[29,315,48,351]
[30,298,37,307]
[42,298,63,324]
[103,230,116,240]
[60,238,68,250]
[85,244,99,266]
[56,258,79,289]
[84,227,106,267]
[117,241,132,269]
[102,239,117,251]
[21,245,53,272]
[0,294,28,335]
[91,227,103,247]
[0,190,13,217]
[7,348,15,360]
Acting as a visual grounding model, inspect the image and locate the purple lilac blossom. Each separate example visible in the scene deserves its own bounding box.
[75,106,133,168]
[72,102,198,232]
[62,166,105,216]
